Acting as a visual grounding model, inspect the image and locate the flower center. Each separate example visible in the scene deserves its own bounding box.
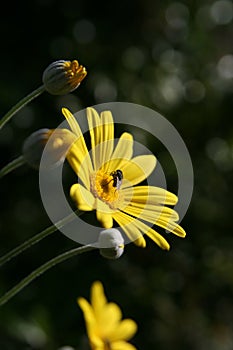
[90,169,123,209]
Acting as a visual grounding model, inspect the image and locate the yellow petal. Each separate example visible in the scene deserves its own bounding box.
[133,237,146,247]
[62,107,82,136]
[114,210,169,250]
[130,218,170,250]
[108,319,137,342]
[111,341,138,350]
[121,155,156,188]
[122,204,179,224]
[101,302,122,324]
[62,108,93,188]
[122,186,178,205]
[99,110,114,166]
[77,297,95,322]
[91,281,107,314]
[91,282,124,339]
[67,145,93,189]
[87,107,101,145]
[158,220,186,237]
[112,211,146,247]
[96,210,113,228]
[144,227,170,250]
[122,201,184,238]
[70,183,95,211]
[77,297,97,338]
[95,199,114,228]
[87,107,101,170]
[96,303,123,338]
[172,224,186,237]
[87,108,115,171]
[104,133,133,173]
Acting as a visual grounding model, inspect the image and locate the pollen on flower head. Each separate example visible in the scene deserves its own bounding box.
[42,59,87,95]
[90,170,123,209]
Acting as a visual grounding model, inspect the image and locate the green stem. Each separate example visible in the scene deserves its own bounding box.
[0,155,26,179]
[0,244,96,306]
[0,85,45,130]
[0,210,83,268]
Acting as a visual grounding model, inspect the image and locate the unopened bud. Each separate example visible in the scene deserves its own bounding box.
[22,128,76,169]
[98,229,124,259]
[42,60,87,95]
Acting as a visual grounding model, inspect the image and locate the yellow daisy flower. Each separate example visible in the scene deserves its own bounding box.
[62,107,186,250]
[78,281,138,350]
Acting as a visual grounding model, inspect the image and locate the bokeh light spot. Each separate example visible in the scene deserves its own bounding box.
[94,77,117,103]
[206,137,233,171]
[122,46,146,71]
[73,19,96,44]
[210,0,233,25]
[165,2,190,29]
[184,80,206,103]
[217,54,233,80]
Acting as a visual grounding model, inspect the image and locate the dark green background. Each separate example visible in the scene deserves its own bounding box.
[0,0,233,349]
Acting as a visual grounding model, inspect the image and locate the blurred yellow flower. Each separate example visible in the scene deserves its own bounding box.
[78,281,138,350]
[63,107,186,250]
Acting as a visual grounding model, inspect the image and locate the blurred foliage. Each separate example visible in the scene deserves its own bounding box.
[0,0,233,349]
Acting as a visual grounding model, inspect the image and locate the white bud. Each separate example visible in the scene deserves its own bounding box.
[98,229,124,259]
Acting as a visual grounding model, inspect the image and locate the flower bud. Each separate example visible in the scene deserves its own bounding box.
[42,60,87,95]
[22,128,76,169]
[98,229,124,259]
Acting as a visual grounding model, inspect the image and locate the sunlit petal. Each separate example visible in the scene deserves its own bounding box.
[62,107,82,136]
[104,133,133,173]
[87,108,114,170]
[97,303,123,337]
[114,210,170,250]
[62,108,93,188]
[70,183,95,211]
[121,202,184,238]
[96,210,114,228]
[109,319,138,341]
[99,110,114,166]
[111,341,138,350]
[142,226,170,250]
[121,155,156,187]
[158,220,186,237]
[122,204,179,223]
[87,107,102,170]
[123,186,178,205]
[96,199,114,228]
[68,146,93,189]
[113,211,146,247]
[77,297,97,339]
[91,281,107,313]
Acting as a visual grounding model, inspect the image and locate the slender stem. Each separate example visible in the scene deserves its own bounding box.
[0,85,45,130]
[0,244,96,306]
[0,155,26,179]
[0,210,83,268]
